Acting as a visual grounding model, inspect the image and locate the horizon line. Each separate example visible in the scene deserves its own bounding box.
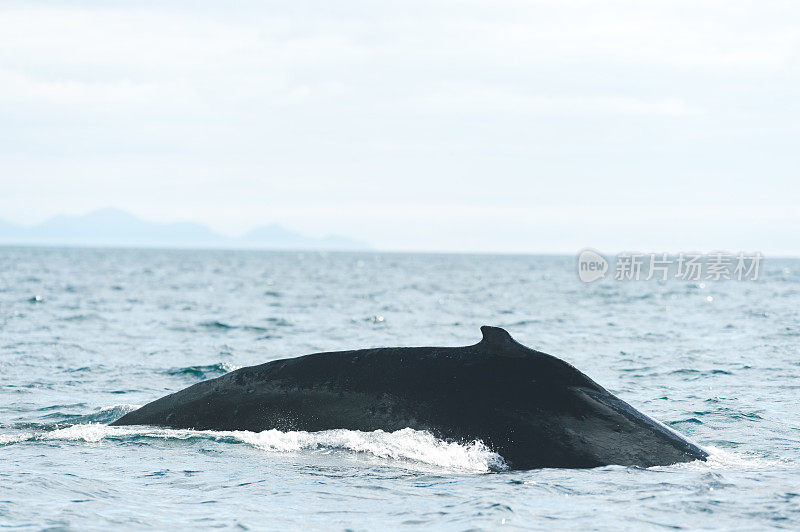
[1,242,799,260]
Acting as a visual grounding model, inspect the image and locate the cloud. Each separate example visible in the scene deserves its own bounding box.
[0,1,798,253]
[0,68,191,106]
[415,88,703,116]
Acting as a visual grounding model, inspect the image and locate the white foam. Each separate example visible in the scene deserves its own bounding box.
[0,433,33,445]
[234,427,507,472]
[662,445,781,471]
[14,424,506,473]
[98,403,142,413]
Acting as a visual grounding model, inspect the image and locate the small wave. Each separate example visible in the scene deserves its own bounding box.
[668,368,733,379]
[200,320,236,330]
[507,320,542,327]
[36,402,88,412]
[199,321,270,332]
[167,363,238,380]
[60,313,105,322]
[667,417,703,425]
[74,404,142,424]
[4,423,506,473]
[36,404,142,426]
[264,317,291,327]
[1,405,141,431]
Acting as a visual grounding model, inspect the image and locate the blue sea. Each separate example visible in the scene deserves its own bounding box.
[1,247,798,529]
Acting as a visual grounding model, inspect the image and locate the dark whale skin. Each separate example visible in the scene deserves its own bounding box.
[112,326,708,469]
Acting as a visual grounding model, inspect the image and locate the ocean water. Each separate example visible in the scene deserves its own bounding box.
[1,247,798,530]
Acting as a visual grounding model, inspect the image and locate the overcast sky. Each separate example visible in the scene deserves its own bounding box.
[1,0,798,253]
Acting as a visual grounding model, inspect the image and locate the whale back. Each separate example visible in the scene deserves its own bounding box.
[112,326,707,469]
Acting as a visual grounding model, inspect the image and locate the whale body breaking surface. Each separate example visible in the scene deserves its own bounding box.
[112,326,707,469]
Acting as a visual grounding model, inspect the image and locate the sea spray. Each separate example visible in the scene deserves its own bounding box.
[8,423,507,473]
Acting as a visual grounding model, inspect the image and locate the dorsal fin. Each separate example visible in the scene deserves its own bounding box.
[479,326,515,347]
[478,326,527,357]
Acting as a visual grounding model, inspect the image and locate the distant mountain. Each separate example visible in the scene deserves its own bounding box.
[0,208,371,251]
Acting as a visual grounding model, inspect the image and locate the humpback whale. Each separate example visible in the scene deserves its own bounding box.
[112,326,707,469]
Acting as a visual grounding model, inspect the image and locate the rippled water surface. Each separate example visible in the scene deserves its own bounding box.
[1,247,798,529]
